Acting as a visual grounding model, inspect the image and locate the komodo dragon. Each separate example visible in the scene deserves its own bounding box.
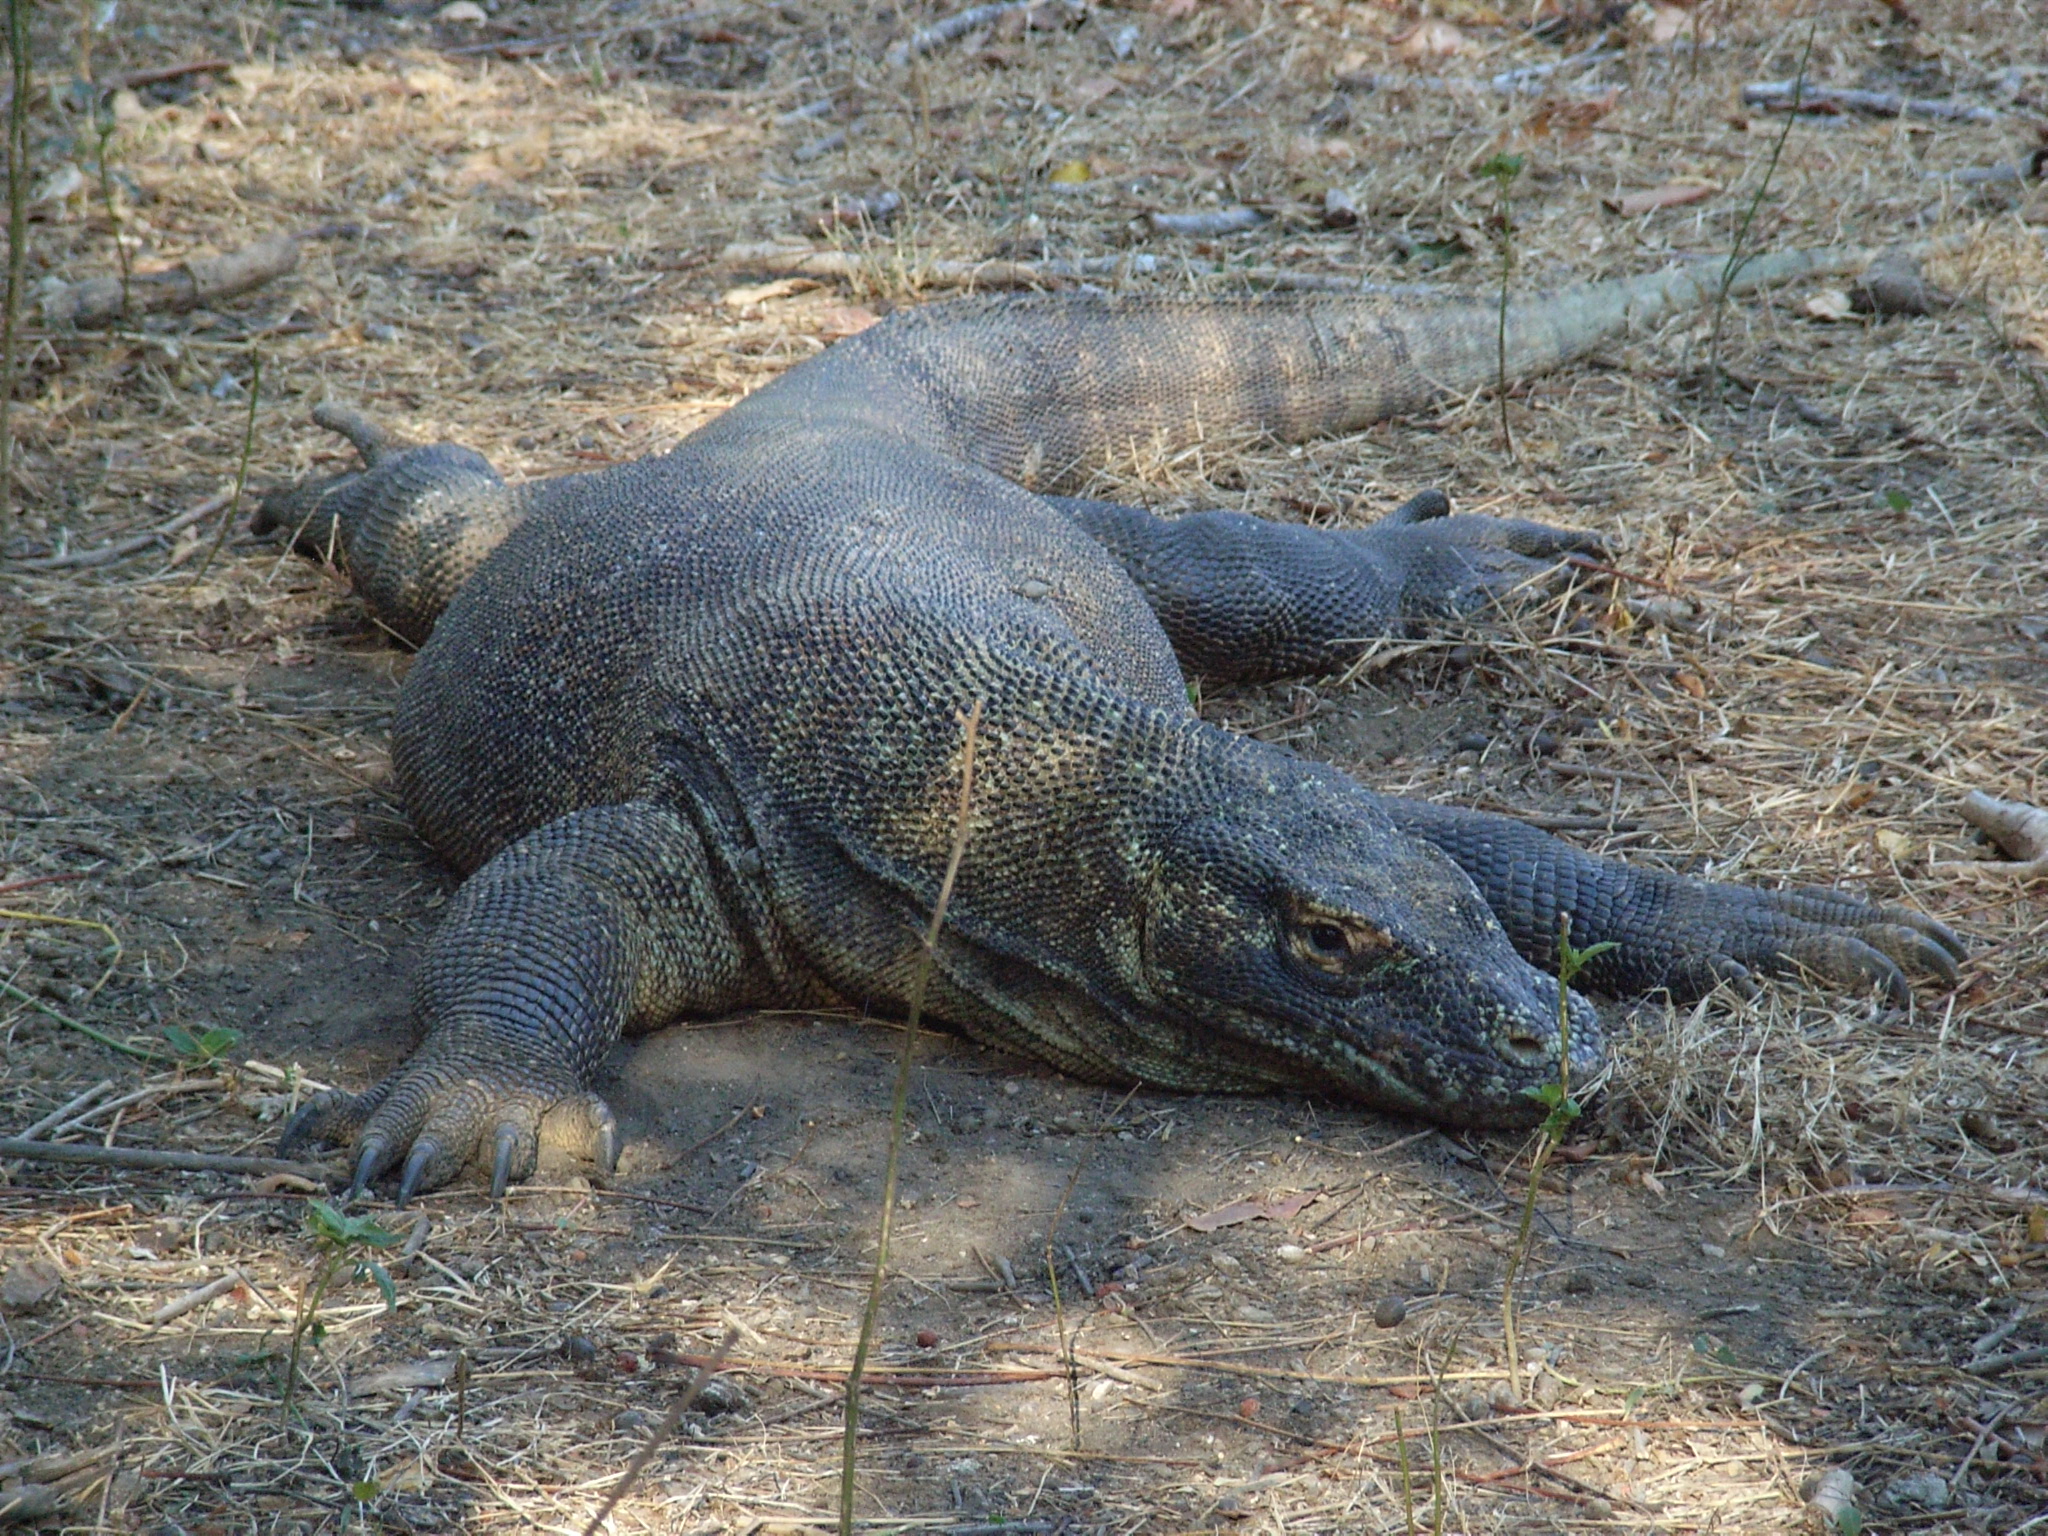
[258,246,1964,1202]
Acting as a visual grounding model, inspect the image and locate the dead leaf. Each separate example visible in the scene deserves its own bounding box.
[1152,0,1200,18]
[720,277,818,310]
[1186,1190,1320,1232]
[1394,20,1471,61]
[812,304,881,339]
[1,1258,65,1312]
[1875,828,1915,862]
[1625,1,1695,47]
[1047,159,1093,184]
[1068,75,1123,110]
[1603,182,1717,216]
[1802,289,1857,322]
[451,127,553,191]
[354,1357,459,1395]
[1526,93,1620,142]
[1672,670,1707,699]
[252,1171,323,1194]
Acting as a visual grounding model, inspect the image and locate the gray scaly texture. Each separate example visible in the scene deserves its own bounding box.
[255,248,1964,1202]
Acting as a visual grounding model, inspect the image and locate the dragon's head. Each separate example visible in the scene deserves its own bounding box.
[1135,766,1604,1126]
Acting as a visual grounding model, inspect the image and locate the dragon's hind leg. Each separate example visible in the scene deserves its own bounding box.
[1048,489,1606,683]
[254,404,530,645]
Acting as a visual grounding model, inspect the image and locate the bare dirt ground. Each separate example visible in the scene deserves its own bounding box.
[1,1,2045,1532]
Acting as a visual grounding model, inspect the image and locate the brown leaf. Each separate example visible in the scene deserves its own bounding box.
[1186,1190,1320,1232]
[1526,93,1620,142]
[812,304,881,340]
[1603,181,1717,217]
[1672,670,1707,699]
[1068,74,1124,110]
[1,1258,65,1312]
[1393,20,1471,62]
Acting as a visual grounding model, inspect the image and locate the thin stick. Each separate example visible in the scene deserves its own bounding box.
[13,1079,114,1141]
[1045,1154,1089,1452]
[0,1137,324,1178]
[839,698,983,1536]
[1710,26,1811,379]
[184,352,261,590]
[8,490,229,571]
[0,0,31,521]
[581,1327,737,1536]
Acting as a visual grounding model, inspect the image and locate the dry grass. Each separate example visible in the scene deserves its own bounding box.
[1,0,2044,1531]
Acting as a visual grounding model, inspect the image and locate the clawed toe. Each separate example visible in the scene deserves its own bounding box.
[276,1058,616,1202]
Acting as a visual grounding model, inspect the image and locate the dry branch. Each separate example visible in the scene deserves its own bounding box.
[38,228,349,326]
[1943,790,2048,879]
[886,1,1074,65]
[1742,79,1999,123]
[8,490,230,571]
[0,1137,329,1179]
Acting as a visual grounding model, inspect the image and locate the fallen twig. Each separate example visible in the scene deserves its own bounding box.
[117,58,231,91]
[0,1137,329,1179]
[7,489,230,571]
[1941,790,2048,879]
[1148,206,1266,237]
[39,224,355,327]
[1742,78,1999,123]
[886,0,1072,65]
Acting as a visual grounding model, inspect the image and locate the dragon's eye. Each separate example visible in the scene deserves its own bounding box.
[1289,913,1397,974]
[1305,922,1349,956]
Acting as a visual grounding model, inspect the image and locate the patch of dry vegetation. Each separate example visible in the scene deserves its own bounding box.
[1,1,2044,1532]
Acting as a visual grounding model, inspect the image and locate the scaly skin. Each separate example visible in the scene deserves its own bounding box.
[259,251,1965,1201]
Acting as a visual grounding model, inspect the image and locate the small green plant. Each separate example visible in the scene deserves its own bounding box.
[1499,916,1613,1395]
[164,1023,241,1067]
[283,1200,400,1418]
[1709,26,1813,381]
[1394,1403,1415,1536]
[90,105,129,315]
[1,0,34,522]
[839,699,982,1536]
[1475,151,1525,457]
[186,350,261,589]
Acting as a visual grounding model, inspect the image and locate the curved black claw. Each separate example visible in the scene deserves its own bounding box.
[275,1052,620,1202]
[490,1128,520,1202]
[350,1138,393,1203]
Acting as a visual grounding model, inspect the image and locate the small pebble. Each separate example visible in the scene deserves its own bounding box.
[1237,1396,1260,1419]
[1373,1295,1408,1329]
[563,1335,598,1362]
[916,1328,939,1349]
[693,1376,749,1416]
[1275,1243,1308,1264]
[1453,731,1490,754]
[614,1408,655,1434]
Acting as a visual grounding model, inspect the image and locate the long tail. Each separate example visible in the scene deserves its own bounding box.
[759,245,1876,492]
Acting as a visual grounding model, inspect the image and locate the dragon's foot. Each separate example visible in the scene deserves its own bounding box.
[1369,499,1612,621]
[1655,885,1965,1005]
[279,1053,619,1205]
